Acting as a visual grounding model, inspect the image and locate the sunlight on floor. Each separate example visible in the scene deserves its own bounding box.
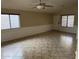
[1,31,76,59]
[60,35,73,49]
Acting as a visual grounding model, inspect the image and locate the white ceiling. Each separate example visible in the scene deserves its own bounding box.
[1,0,78,13]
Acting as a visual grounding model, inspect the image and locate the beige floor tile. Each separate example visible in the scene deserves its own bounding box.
[1,31,76,59]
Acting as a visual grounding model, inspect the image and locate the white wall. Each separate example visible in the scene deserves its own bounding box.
[1,24,54,42]
[1,9,54,42]
[52,9,78,33]
[1,9,78,42]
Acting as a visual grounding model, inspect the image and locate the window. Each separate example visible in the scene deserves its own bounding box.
[1,14,10,29]
[1,14,20,30]
[61,15,74,27]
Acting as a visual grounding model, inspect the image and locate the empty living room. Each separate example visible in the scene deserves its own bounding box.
[1,0,78,59]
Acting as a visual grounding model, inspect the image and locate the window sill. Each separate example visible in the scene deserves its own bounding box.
[1,27,20,31]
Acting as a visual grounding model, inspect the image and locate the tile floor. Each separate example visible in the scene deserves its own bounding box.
[1,31,77,59]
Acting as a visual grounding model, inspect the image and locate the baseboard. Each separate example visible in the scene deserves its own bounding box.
[1,24,77,42]
[1,30,53,46]
[1,24,54,42]
[51,25,77,34]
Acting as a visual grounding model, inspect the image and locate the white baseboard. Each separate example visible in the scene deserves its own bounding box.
[1,24,54,42]
[52,25,77,34]
[1,24,77,42]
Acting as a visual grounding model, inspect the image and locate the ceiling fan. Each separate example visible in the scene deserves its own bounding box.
[33,0,53,9]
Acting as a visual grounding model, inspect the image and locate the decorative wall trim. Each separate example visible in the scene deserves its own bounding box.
[52,25,77,34]
[1,24,54,42]
[1,24,77,42]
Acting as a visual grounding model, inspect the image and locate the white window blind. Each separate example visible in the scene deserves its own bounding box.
[1,14,10,29]
[10,15,20,28]
[62,16,67,27]
[67,15,74,27]
[61,15,74,27]
[1,14,20,30]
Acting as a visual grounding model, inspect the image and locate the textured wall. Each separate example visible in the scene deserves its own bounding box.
[1,8,54,42]
[1,8,53,27]
[52,9,78,33]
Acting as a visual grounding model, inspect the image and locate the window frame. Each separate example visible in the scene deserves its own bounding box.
[1,13,20,30]
[61,14,75,28]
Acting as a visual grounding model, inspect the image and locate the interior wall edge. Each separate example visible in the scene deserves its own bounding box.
[1,24,54,42]
[1,24,77,42]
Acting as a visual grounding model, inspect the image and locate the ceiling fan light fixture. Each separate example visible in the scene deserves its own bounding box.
[33,0,53,9]
[36,5,44,9]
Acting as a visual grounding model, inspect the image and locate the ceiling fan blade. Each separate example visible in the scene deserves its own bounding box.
[45,5,53,7]
[39,0,42,3]
[32,7,36,9]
